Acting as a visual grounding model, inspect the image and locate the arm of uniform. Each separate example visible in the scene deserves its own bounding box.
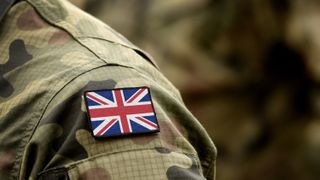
[0,0,217,179]
[21,63,217,180]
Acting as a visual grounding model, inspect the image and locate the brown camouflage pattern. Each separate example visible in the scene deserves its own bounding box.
[0,0,216,179]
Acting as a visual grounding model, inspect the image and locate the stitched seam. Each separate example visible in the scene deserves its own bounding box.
[25,0,107,65]
[204,153,217,180]
[26,0,158,69]
[37,146,203,179]
[38,167,68,179]
[13,64,106,179]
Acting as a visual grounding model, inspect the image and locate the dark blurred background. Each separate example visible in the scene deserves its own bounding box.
[70,0,320,179]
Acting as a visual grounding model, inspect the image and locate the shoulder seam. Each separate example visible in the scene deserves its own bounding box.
[25,0,159,68]
[15,64,109,179]
[25,0,108,65]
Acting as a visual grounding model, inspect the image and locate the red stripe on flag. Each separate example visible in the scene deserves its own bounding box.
[115,89,130,133]
[89,104,154,118]
[136,117,158,129]
[86,93,109,105]
[127,88,146,103]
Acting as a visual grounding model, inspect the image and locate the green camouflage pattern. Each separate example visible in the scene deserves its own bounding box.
[0,0,216,179]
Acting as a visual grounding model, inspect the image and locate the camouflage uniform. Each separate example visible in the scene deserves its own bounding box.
[0,0,216,179]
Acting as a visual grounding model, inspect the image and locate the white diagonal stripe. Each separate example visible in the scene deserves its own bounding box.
[87,92,114,105]
[93,118,117,135]
[126,89,148,104]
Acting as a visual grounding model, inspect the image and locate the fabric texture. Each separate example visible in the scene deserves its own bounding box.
[0,0,216,179]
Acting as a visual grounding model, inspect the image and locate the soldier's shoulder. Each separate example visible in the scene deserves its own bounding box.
[26,0,157,68]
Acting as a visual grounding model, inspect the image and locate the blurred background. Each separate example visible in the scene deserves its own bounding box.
[70,0,320,179]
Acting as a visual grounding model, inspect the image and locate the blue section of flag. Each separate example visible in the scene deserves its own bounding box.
[87,99,99,106]
[105,121,121,136]
[122,88,137,100]
[91,120,104,130]
[130,116,157,133]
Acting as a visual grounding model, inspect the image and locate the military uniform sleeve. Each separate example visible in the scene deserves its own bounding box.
[0,0,215,179]
[21,61,216,180]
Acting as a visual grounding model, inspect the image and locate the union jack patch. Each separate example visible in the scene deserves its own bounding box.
[84,87,160,138]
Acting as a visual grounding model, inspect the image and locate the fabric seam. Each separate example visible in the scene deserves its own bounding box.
[25,0,159,69]
[38,147,199,176]
[13,64,107,179]
[25,0,108,65]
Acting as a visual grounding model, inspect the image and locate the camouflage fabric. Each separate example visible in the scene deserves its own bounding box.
[71,0,320,180]
[0,0,216,179]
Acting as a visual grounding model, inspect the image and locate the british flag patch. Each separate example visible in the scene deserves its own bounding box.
[84,87,160,138]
